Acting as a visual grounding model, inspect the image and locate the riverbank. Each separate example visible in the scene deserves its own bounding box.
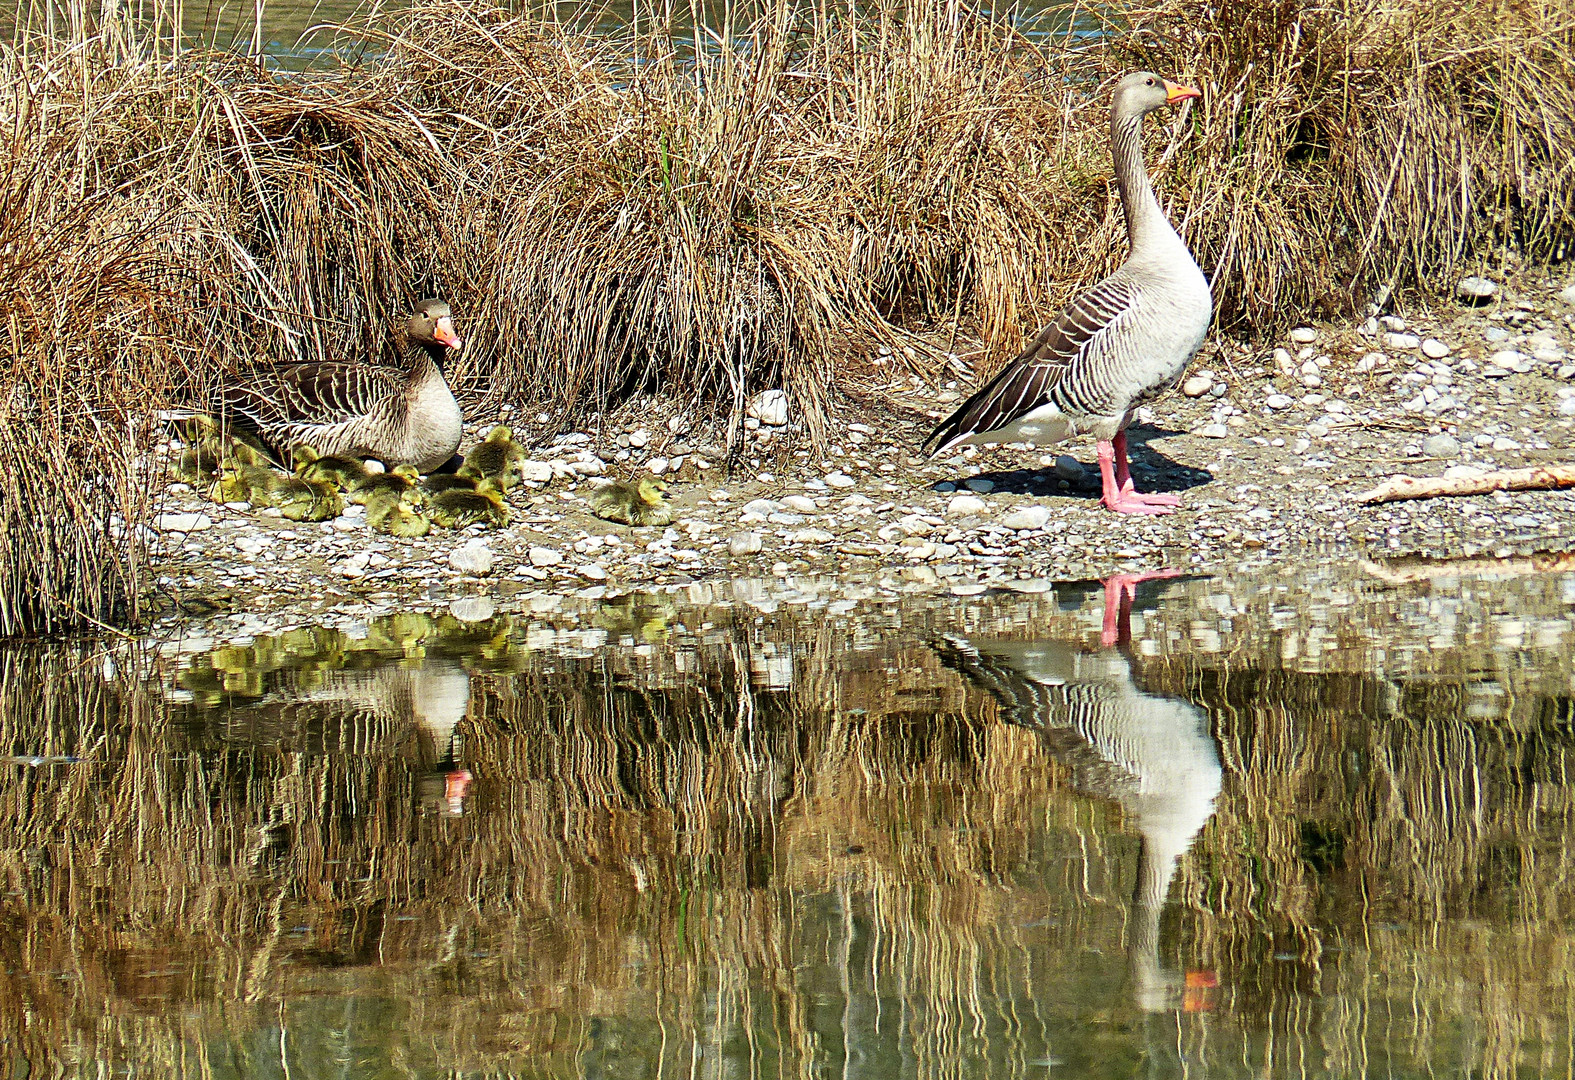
[143,264,1575,629]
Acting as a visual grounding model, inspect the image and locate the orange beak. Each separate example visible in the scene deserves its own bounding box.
[1164,79,1201,105]
[434,316,463,351]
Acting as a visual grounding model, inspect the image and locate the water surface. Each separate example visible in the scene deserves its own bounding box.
[4,562,1575,1077]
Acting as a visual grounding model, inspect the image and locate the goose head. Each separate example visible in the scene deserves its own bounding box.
[1112,71,1200,122]
[405,298,464,357]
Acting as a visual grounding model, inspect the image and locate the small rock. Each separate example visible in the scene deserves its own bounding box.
[450,597,496,623]
[1197,423,1229,439]
[782,495,818,512]
[1272,348,1296,374]
[1379,315,1407,332]
[1383,332,1421,351]
[1265,394,1294,410]
[1559,396,1575,416]
[1483,326,1510,343]
[648,457,670,475]
[947,494,988,516]
[628,429,650,448]
[1421,338,1451,359]
[334,552,370,578]
[527,546,563,568]
[741,499,782,515]
[1422,434,1461,458]
[1053,455,1084,482]
[728,531,764,555]
[1182,375,1213,397]
[1457,276,1498,303]
[154,513,212,533]
[1492,436,1522,452]
[748,389,790,427]
[790,528,836,544]
[577,563,608,581]
[519,460,554,483]
[1560,283,1575,306]
[963,477,995,493]
[1289,327,1318,344]
[1444,465,1486,480]
[449,540,495,576]
[1355,352,1385,373]
[1001,506,1052,531]
[1306,423,1330,438]
[825,472,857,489]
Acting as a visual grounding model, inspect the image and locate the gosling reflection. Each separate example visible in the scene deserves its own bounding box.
[936,630,1222,1011]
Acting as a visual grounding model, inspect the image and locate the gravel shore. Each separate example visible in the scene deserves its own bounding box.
[146,265,1575,623]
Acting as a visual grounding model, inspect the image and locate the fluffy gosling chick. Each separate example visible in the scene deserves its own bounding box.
[429,478,508,529]
[271,476,344,522]
[458,425,528,492]
[348,464,422,505]
[589,477,671,527]
[293,444,370,490]
[210,464,277,505]
[420,472,478,497]
[366,488,431,538]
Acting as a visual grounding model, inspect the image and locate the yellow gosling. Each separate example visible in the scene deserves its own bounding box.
[429,478,507,529]
[458,424,527,492]
[589,476,671,527]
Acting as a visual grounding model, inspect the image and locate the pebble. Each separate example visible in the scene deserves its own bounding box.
[449,540,496,576]
[1561,283,1575,306]
[1000,506,1052,531]
[825,472,857,489]
[1265,394,1293,410]
[741,498,781,515]
[749,389,790,427]
[1457,276,1498,302]
[334,552,370,578]
[1488,350,1533,374]
[577,563,608,581]
[1306,422,1330,438]
[1182,375,1213,397]
[782,495,818,512]
[1421,338,1450,359]
[790,528,836,544]
[1559,396,1575,416]
[947,494,988,516]
[1379,315,1406,332]
[648,457,670,475]
[450,597,496,622]
[1272,348,1295,374]
[519,461,554,483]
[728,531,764,555]
[1289,327,1318,343]
[1053,455,1084,482]
[154,513,212,533]
[963,478,995,493]
[1382,332,1421,351]
[527,546,563,568]
[628,429,649,448]
[1197,423,1229,438]
[1422,433,1461,458]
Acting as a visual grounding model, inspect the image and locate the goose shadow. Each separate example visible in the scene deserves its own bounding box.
[932,426,1213,500]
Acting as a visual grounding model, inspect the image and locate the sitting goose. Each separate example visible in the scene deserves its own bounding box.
[925,73,1210,515]
[221,298,465,473]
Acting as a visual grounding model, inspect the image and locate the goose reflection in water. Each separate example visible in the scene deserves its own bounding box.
[258,656,475,815]
[937,573,1222,1012]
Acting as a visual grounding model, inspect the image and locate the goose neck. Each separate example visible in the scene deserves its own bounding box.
[1111,112,1169,255]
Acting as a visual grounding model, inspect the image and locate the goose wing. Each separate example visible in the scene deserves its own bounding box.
[924,277,1136,455]
[222,362,403,431]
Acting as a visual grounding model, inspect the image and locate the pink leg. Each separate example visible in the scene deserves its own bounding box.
[1113,430,1181,508]
[1098,439,1176,515]
[1101,569,1186,646]
[444,768,473,815]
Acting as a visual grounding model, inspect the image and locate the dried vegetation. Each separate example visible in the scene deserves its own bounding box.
[0,0,1570,631]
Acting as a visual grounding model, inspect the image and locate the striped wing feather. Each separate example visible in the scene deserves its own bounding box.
[925,277,1135,454]
[223,362,403,433]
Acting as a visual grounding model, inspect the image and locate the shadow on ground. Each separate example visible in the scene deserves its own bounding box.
[933,427,1214,500]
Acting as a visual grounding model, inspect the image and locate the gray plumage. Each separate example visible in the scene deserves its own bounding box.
[221,299,466,473]
[935,633,1221,1011]
[926,73,1212,457]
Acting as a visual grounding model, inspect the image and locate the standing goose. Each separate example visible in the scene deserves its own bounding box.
[925,73,1210,515]
[222,298,466,473]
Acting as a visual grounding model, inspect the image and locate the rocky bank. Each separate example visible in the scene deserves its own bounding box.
[146,265,1575,628]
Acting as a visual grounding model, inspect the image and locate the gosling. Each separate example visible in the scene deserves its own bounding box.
[429,478,508,529]
[293,444,370,491]
[589,477,671,527]
[365,488,431,538]
[458,425,527,492]
[348,464,422,505]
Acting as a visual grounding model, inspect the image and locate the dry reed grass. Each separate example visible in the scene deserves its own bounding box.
[0,0,1569,632]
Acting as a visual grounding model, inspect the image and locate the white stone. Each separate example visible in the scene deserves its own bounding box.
[1001,506,1052,531]
[450,597,496,622]
[628,429,650,448]
[1444,465,1487,480]
[154,513,211,533]
[1383,332,1421,351]
[1379,315,1407,332]
[1535,348,1568,363]
[790,528,836,544]
[648,457,670,475]
[825,472,857,489]
[1560,396,1575,416]
[1182,375,1213,397]
[1492,436,1523,452]
[947,494,988,516]
[333,553,370,578]
[1355,352,1384,372]
[1272,348,1296,374]
[741,498,783,515]
[748,389,790,426]
[521,546,558,568]
[1457,276,1498,301]
[1422,434,1460,458]
[576,563,608,581]
[449,540,495,576]
[1560,283,1575,306]
[728,531,764,555]
[1265,394,1294,410]
[1489,349,1529,368]
[1421,338,1451,359]
[781,495,818,512]
[519,460,554,483]
[1289,327,1318,344]
[1197,423,1230,438]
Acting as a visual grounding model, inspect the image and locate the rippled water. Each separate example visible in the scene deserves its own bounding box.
[5,561,1575,1077]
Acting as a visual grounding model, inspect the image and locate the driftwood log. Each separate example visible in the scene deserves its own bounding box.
[1354,464,1575,505]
